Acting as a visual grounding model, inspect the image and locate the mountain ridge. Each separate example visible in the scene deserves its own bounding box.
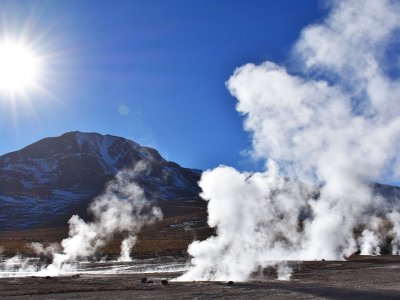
[0,131,202,230]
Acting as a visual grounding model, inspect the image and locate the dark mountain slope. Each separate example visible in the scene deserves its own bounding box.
[0,131,201,230]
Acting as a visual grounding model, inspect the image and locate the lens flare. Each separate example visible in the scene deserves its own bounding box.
[0,40,42,96]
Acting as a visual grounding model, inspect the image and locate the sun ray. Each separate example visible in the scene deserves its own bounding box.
[0,38,43,97]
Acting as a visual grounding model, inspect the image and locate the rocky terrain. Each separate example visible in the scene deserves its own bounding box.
[0,131,201,230]
[0,256,399,299]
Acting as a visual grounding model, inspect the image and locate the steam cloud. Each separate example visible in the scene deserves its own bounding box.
[1,161,162,275]
[46,164,162,274]
[179,0,400,281]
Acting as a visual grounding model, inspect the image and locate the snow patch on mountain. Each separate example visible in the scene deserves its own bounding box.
[0,131,201,230]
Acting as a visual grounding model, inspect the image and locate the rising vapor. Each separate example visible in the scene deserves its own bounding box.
[1,162,162,275]
[45,164,162,274]
[179,0,400,281]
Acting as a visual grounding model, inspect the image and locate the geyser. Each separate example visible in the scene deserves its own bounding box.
[46,162,163,274]
[0,161,163,275]
[179,0,400,281]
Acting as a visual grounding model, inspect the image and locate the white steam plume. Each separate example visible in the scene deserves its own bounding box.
[118,236,137,262]
[179,0,400,281]
[46,163,162,274]
[389,211,400,255]
[0,161,162,275]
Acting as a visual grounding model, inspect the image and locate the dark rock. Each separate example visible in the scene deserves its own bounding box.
[227,281,234,285]
[141,277,147,283]
[161,279,168,285]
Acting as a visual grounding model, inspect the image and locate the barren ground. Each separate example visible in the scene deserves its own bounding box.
[0,256,399,299]
[0,199,212,258]
[1,201,399,299]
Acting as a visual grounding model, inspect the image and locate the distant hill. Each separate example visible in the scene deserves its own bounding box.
[0,131,202,230]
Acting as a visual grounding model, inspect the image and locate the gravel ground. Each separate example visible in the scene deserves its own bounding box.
[0,256,399,299]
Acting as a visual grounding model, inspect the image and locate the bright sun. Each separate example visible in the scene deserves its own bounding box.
[0,40,42,96]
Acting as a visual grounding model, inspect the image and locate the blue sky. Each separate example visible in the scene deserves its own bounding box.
[0,0,322,170]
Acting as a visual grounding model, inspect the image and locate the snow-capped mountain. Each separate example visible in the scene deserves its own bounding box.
[0,132,201,230]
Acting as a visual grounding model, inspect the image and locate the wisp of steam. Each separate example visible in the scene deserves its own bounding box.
[1,161,162,275]
[179,0,400,281]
